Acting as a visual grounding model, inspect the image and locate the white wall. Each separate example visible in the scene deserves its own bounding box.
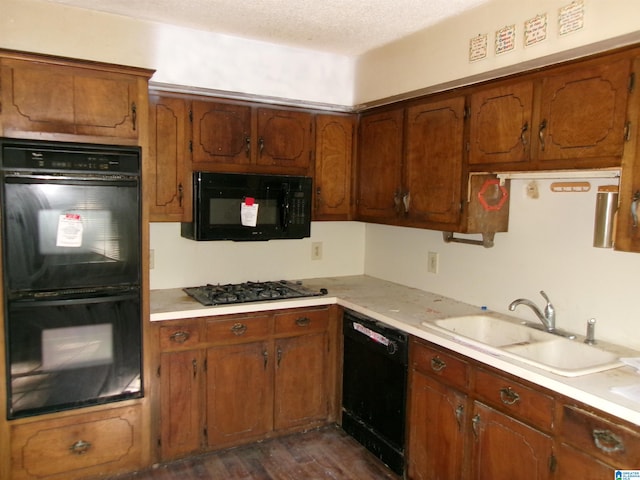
[355,0,640,104]
[364,178,640,350]
[0,0,355,106]
[149,222,366,289]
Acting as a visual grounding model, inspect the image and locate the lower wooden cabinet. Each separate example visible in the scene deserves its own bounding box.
[407,337,640,480]
[10,405,143,480]
[156,306,337,460]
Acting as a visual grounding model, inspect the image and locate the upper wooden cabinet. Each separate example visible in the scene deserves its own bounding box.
[405,96,465,227]
[191,100,313,174]
[468,80,534,165]
[314,114,355,220]
[148,94,191,222]
[468,56,633,170]
[356,108,404,223]
[0,53,151,143]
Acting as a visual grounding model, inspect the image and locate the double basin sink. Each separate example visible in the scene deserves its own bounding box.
[421,314,623,377]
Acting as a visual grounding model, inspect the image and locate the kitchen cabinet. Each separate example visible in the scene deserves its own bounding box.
[10,405,143,480]
[556,404,640,476]
[154,306,337,461]
[148,94,191,222]
[404,95,465,227]
[467,55,632,171]
[408,339,555,480]
[468,80,533,166]
[314,113,355,220]
[356,108,404,223]
[0,52,151,143]
[407,342,469,480]
[191,99,313,175]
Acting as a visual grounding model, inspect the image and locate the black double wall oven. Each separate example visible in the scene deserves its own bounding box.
[0,138,143,419]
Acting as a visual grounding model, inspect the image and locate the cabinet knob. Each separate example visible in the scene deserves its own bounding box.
[538,119,547,151]
[295,316,311,327]
[430,356,447,372]
[69,440,92,455]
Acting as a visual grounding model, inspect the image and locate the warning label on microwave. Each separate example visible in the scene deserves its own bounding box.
[56,213,83,247]
[241,199,259,227]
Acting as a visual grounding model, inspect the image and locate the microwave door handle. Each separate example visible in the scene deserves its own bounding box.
[281,190,290,231]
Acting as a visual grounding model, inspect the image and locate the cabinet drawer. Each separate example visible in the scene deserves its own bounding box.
[206,314,271,343]
[561,404,640,469]
[411,339,469,389]
[10,406,142,480]
[160,320,202,350]
[274,308,329,335]
[474,369,554,432]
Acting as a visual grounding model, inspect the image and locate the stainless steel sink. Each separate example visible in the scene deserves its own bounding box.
[421,314,623,377]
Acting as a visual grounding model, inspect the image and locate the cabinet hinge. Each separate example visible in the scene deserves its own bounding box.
[189,109,193,123]
[157,437,162,447]
[204,357,208,372]
[189,140,193,153]
[629,72,636,93]
[548,454,557,473]
[464,105,471,119]
[465,141,470,152]
[203,426,208,441]
[157,365,161,377]
[625,121,632,142]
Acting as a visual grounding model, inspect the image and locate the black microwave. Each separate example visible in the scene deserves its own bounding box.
[181,172,312,241]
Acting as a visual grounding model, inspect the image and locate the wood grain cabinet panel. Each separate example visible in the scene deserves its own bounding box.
[314,114,355,220]
[537,58,631,165]
[1,58,142,140]
[405,96,465,226]
[256,108,312,170]
[468,81,533,165]
[148,95,190,222]
[356,108,404,223]
[10,406,142,480]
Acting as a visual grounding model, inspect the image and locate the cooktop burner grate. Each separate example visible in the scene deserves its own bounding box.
[183,280,327,306]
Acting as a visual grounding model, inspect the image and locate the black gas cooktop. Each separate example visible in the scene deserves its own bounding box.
[183,280,327,306]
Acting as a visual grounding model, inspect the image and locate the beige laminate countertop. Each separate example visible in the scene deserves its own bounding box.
[151,275,640,427]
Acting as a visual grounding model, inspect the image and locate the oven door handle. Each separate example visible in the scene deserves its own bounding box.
[4,173,139,187]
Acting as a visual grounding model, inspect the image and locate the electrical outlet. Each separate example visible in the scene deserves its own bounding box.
[311,242,323,260]
[427,251,439,274]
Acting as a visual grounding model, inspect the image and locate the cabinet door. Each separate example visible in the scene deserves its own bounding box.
[159,350,204,459]
[10,406,142,480]
[274,332,328,430]
[314,114,354,220]
[470,402,553,480]
[468,81,533,165]
[537,59,631,165]
[407,371,467,480]
[191,100,252,166]
[148,95,190,222]
[405,96,465,226]
[356,109,404,222]
[206,342,273,448]
[556,444,615,479]
[1,58,139,139]
[256,108,312,170]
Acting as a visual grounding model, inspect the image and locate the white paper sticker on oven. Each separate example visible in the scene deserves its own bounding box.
[56,213,83,247]
[241,197,259,227]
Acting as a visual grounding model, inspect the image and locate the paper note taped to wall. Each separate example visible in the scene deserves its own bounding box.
[56,213,83,247]
[241,198,259,227]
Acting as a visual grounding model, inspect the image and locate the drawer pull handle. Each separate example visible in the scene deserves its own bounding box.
[295,316,311,327]
[472,414,480,438]
[169,331,190,343]
[69,440,92,455]
[231,323,248,336]
[430,356,447,372]
[593,429,625,453]
[499,387,520,405]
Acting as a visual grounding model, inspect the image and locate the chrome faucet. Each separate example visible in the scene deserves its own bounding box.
[508,290,556,332]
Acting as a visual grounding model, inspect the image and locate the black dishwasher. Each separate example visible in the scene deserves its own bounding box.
[342,309,408,476]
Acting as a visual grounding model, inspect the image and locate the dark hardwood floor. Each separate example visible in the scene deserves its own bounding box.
[109,426,402,480]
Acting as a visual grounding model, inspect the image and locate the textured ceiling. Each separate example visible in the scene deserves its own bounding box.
[42,0,489,56]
